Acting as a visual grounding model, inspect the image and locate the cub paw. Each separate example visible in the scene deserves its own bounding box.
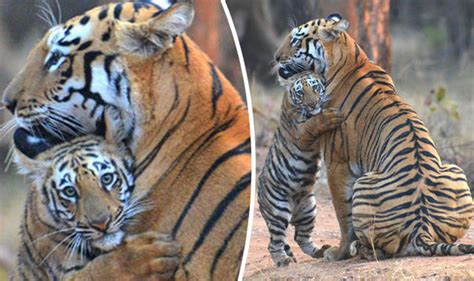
[276,256,296,267]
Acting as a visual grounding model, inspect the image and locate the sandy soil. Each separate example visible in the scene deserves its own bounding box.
[244,197,474,280]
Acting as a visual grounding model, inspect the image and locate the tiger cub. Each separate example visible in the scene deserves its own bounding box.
[258,71,343,267]
[12,107,180,280]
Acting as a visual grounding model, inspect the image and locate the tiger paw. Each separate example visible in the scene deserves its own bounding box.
[313,244,332,258]
[314,108,344,131]
[323,246,340,262]
[302,108,343,134]
[106,232,181,280]
[275,256,297,267]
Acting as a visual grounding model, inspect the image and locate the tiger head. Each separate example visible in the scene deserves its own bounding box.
[286,71,327,122]
[2,2,194,159]
[16,106,138,253]
[274,14,349,84]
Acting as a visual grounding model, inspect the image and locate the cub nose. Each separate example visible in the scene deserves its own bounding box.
[2,97,17,114]
[89,215,112,232]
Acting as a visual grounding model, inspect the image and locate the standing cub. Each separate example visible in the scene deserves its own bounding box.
[258,72,343,266]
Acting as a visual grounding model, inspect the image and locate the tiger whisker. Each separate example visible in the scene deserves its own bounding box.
[40,232,76,265]
[27,227,75,246]
[47,110,88,135]
[0,119,17,136]
[4,143,15,172]
[64,235,80,268]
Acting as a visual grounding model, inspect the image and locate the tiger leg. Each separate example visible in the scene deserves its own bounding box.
[291,192,329,258]
[259,201,296,267]
[411,233,474,256]
[323,163,357,261]
[350,240,386,261]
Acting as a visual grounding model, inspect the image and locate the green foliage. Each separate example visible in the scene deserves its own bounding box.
[435,86,446,102]
[426,86,460,120]
[422,26,445,50]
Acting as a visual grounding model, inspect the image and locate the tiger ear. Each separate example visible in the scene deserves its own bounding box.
[319,19,349,41]
[13,149,51,182]
[115,3,194,57]
[103,106,127,145]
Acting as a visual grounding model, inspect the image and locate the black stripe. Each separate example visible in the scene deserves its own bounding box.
[210,63,223,118]
[172,138,250,237]
[114,3,123,19]
[182,172,251,267]
[210,208,248,278]
[77,40,93,51]
[135,98,190,176]
[98,7,108,20]
[180,36,190,71]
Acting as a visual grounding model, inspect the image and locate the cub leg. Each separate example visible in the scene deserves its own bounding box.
[291,192,330,258]
[259,196,296,267]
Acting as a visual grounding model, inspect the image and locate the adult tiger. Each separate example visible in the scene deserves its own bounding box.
[3,2,250,280]
[273,14,473,261]
[13,106,181,280]
[258,72,342,267]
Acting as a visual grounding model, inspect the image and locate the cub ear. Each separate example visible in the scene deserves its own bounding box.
[115,3,194,57]
[319,19,349,41]
[13,149,51,182]
[103,106,127,145]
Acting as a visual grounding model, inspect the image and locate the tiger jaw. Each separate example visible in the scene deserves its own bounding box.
[90,230,125,252]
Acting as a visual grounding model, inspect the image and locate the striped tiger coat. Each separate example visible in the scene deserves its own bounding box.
[274,14,474,261]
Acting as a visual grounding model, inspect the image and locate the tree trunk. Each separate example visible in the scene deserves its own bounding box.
[321,0,392,73]
[354,0,392,72]
[187,0,220,64]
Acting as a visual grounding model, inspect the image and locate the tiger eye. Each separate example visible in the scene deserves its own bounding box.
[63,186,77,197]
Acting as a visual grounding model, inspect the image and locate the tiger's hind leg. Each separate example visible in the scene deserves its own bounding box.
[292,192,330,258]
[350,240,386,261]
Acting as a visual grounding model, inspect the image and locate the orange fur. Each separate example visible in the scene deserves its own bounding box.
[4,3,250,280]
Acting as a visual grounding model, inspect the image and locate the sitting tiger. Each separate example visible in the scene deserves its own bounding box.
[274,14,474,261]
[12,107,180,280]
[258,72,343,267]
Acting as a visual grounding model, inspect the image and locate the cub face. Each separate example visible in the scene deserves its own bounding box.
[15,107,140,253]
[286,72,327,122]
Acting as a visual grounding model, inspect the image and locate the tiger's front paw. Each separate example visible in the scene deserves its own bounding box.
[301,108,343,135]
[113,232,181,280]
[315,108,344,132]
[323,246,345,262]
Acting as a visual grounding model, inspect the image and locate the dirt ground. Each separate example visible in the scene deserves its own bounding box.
[244,197,474,280]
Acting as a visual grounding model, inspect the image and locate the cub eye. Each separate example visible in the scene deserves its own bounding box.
[62,186,77,197]
[101,173,115,186]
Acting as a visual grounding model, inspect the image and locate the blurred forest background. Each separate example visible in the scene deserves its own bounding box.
[0,0,243,278]
[228,0,474,189]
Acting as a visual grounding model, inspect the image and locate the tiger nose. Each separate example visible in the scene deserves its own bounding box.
[89,215,112,232]
[2,96,17,114]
